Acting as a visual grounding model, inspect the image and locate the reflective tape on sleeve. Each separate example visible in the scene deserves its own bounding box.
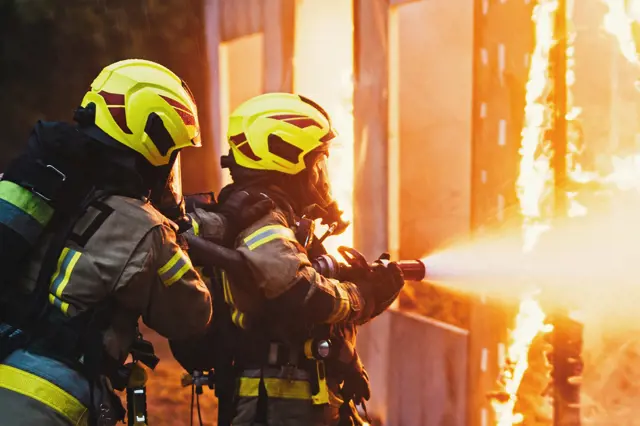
[158,249,192,286]
[48,247,82,316]
[0,180,54,225]
[243,225,297,251]
[0,198,45,244]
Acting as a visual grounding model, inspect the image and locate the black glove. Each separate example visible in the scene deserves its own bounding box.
[340,363,371,403]
[185,192,217,213]
[357,256,405,319]
[174,214,194,235]
[217,190,275,245]
[329,330,371,404]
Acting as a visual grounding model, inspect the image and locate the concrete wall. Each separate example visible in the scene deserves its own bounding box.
[396,0,474,259]
[358,310,469,426]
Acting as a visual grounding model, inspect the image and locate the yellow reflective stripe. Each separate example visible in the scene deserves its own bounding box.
[164,261,191,286]
[222,271,234,305]
[243,225,284,243]
[237,377,311,400]
[231,309,246,329]
[53,251,82,298]
[191,216,200,236]
[158,251,182,276]
[158,249,193,286]
[0,180,54,225]
[51,247,69,287]
[48,294,70,316]
[48,248,81,316]
[222,272,246,328]
[0,364,88,425]
[326,285,350,323]
[243,225,296,251]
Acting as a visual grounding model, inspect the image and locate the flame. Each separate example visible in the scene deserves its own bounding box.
[293,0,354,256]
[493,1,559,423]
[598,1,640,192]
[492,296,552,426]
[515,0,558,253]
[602,0,640,65]
[605,154,640,190]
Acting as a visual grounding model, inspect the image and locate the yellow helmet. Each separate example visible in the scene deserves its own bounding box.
[227,92,337,174]
[80,59,201,167]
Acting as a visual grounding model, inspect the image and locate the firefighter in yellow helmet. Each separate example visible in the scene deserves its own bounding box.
[0,59,266,426]
[173,93,405,426]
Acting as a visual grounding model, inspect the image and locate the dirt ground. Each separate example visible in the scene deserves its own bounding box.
[126,326,219,426]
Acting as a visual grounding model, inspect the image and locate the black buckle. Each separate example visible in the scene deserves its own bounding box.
[130,337,159,370]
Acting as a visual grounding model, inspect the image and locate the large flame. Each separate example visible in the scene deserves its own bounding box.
[602,0,640,65]
[515,0,558,253]
[492,296,552,426]
[493,1,558,423]
[293,0,354,256]
[601,0,640,192]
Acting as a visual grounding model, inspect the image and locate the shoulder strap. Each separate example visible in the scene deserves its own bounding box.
[27,189,108,329]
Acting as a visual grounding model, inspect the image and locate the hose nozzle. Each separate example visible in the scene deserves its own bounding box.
[312,253,427,282]
[395,260,427,282]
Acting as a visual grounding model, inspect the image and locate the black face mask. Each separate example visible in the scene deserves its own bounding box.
[149,152,185,221]
[296,153,349,236]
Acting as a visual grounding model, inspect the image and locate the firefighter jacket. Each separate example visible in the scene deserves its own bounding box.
[190,205,371,331]
[0,195,212,426]
[190,205,372,426]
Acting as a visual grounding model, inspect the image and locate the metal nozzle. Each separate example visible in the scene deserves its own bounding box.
[395,260,427,282]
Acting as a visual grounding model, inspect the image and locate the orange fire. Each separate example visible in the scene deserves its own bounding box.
[601,0,640,191]
[492,296,552,426]
[603,0,640,65]
[516,0,558,254]
[493,1,558,423]
[293,0,354,256]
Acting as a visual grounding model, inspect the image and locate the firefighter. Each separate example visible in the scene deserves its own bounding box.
[176,92,405,426]
[0,59,263,426]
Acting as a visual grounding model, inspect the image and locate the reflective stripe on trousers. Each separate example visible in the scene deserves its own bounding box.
[0,349,90,425]
[237,367,313,400]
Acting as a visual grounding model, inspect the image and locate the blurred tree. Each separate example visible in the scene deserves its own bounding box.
[0,0,210,170]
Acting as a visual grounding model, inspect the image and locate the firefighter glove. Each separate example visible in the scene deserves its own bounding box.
[357,260,405,319]
[185,192,217,213]
[341,363,371,404]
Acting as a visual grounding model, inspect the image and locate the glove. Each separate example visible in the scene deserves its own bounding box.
[356,257,405,320]
[217,190,275,245]
[185,192,217,213]
[174,214,194,235]
[340,363,371,403]
[329,330,371,403]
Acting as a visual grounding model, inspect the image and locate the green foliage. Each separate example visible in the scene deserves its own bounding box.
[0,0,208,169]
